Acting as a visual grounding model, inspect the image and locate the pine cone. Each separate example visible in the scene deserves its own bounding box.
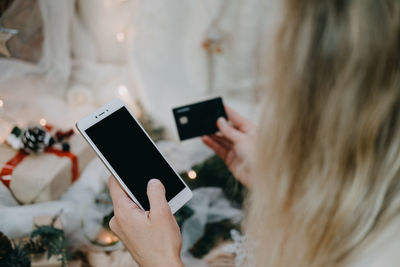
[0,232,12,261]
[5,244,31,267]
[21,126,54,153]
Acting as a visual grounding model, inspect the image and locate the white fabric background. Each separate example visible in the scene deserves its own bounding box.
[0,0,281,139]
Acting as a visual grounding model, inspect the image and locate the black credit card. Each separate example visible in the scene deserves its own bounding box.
[173,97,228,140]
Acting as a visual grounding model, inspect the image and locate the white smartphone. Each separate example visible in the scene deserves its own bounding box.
[76,99,192,214]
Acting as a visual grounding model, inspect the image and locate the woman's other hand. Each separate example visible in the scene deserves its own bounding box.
[202,105,256,188]
[108,177,183,267]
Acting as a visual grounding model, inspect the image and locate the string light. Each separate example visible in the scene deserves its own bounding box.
[104,235,113,243]
[96,228,119,245]
[0,99,3,108]
[118,85,128,96]
[39,118,47,127]
[74,94,86,105]
[188,170,197,179]
[116,32,125,42]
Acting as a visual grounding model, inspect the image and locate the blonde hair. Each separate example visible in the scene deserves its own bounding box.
[246,0,400,266]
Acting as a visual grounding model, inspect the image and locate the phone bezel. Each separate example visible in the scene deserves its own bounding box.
[76,98,192,214]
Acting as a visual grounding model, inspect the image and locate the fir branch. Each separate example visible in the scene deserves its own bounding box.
[181,155,246,205]
[31,225,69,266]
[3,242,31,267]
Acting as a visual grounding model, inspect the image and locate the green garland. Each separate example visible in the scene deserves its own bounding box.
[180,155,246,205]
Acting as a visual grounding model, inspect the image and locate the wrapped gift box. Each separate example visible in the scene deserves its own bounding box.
[0,134,94,204]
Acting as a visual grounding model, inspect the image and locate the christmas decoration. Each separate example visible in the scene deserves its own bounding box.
[0,126,94,204]
[189,219,239,258]
[0,214,70,267]
[0,231,13,262]
[1,242,31,267]
[96,153,243,260]
[0,0,44,62]
[202,26,224,55]
[21,126,54,153]
[6,125,75,153]
[169,155,246,259]
[61,142,70,152]
[181,155,246,205]
[6,126,22,150]
[95,228,119,247]
[201,0,230,94]
[0,27,18,57]
[29,226,69,266]
[174,206,194,228]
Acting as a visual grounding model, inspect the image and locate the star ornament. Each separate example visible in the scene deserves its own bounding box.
[0,27,18,57]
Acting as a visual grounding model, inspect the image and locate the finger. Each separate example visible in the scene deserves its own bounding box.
[225,105,252,132]
[217,117,243,142]
[108,176,141,212]
[109,216,120,236]
[201,136,228,159]
[209,134,233,150]
[147,179,171,217]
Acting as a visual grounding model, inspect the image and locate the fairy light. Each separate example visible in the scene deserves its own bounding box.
[0,99,3,108]
[188,170,197,180]
[116,32,125,42]
[96,228,119,245]
[104,235,113,243]
[39,118,47,127]
[118,85,128,96]
[75,94,86,105]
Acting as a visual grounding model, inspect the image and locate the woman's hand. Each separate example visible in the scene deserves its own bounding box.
[202,105,256,188]
[108,177,183,267]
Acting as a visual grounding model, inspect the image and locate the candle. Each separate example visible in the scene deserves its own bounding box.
[96,228,119,245]
[188,170,197,179]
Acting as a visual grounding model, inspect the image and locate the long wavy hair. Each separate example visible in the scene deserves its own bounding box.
[246,0,400,266]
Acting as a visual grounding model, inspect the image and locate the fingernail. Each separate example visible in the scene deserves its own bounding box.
[217,117,226,126]
[148,179,161,186]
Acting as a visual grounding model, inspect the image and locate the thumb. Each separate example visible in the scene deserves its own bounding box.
[217,117,242,142]
[147,179,170,216]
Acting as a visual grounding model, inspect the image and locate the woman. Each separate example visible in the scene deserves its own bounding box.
[108,0,400,266]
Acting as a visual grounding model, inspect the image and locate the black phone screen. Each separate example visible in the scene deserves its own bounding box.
[85,107,185,210]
